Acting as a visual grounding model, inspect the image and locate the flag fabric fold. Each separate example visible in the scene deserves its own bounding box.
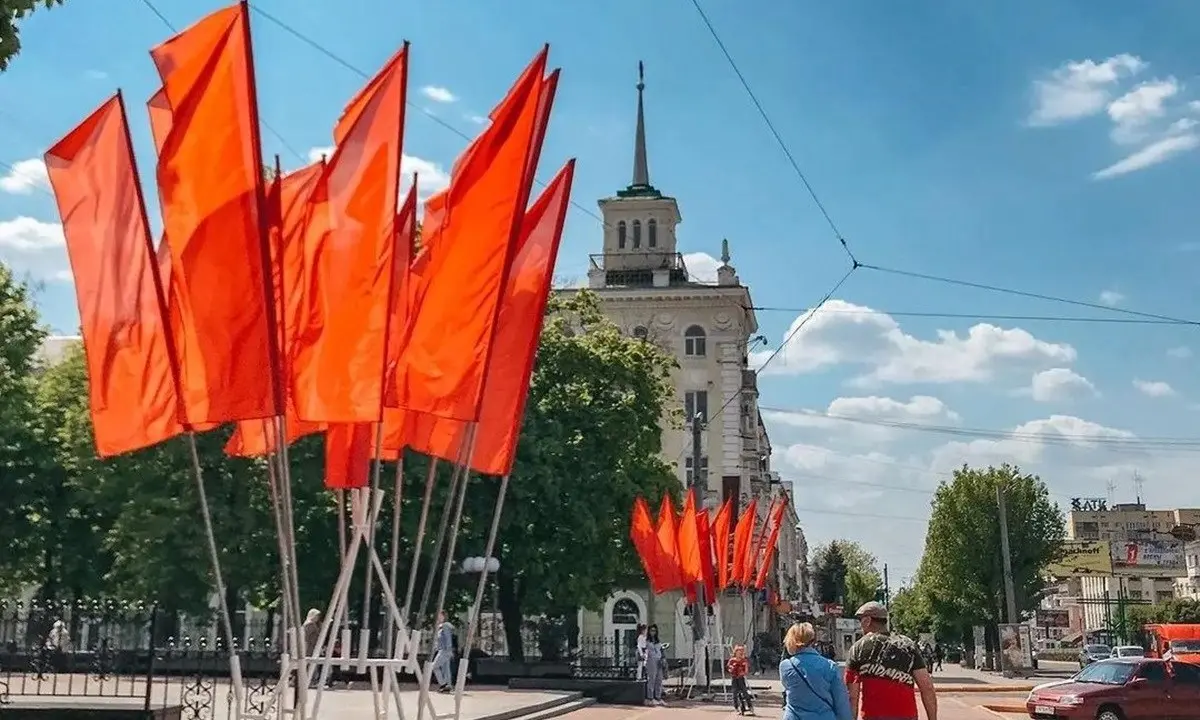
[324,422,372,489]
[630,497,663,593]
[654,496,684,593]
[754,496,789,589]
[676,492,703,588]
[730,498,757,587]
[149,2,278,424]
[712,498,733,591]
[45,94,182,457]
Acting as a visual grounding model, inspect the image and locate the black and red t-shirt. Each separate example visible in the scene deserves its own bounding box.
[844,632,925,719]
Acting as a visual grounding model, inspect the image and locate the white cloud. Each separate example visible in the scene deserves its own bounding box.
[751,299,1076,385]
[1098,289,1124,306]
[305,146,451,200]
[466,115,487,125]
[1028,368,1096,402]
[929,415,1136,473]
[420,86,457,104]
[1167,346,1192,359]
[1133,378,1175,397]
[1107,78,1179,144]
[1092,133,1200,180]
[0,216,71,282]
[1028,54,1146,126]
[765,395,959,445]
[0,158,50,194]
[683,252,721,284]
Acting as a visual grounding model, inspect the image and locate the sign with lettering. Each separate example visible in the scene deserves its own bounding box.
[1047,540,1113,577]
[1071,498,1108,512]
[1111,539,1185,573]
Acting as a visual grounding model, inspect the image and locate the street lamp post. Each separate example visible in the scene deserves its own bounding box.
[462,557,500,654]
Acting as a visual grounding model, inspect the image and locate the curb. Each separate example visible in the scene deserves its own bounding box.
[982,703,1028,713]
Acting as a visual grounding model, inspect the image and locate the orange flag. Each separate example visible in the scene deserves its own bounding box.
[292,46,409,424]
[712,498,733,591]
[45,94,182,457]
[676,492,703,587]
[404,159,574,474]
[754,495,789,589]
[655,496,684,592]
[730,498,757,587]
[630,497,664,593]
[149,2,278,424]
[324,422,372,489]
[226,161,328,456]
[391,46,549,423]
[746,496,779,585]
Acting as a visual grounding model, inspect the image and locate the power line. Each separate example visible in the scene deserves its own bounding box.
[759,405,1200,449]
[243,3,611,230]
[860,263,1200,327]
[138,0,306,165]
[794,507,928,523]
[686,0,856,265]
[752,306,1193,326]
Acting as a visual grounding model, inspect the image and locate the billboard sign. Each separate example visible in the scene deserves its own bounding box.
[1036,609,1069,628]
[1000,623,1034,673]
[1047,541,1113,577]
[1111,539,1185,575]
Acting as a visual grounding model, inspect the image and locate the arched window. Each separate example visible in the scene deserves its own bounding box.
[611,598,640,626]
[617,221,627,249]
[633,325,649,341]
[684,325,707,357]
[632,220,642,249]
[648,219,658,248]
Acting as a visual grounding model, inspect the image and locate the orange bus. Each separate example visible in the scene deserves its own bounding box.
[1144,623,1200,662]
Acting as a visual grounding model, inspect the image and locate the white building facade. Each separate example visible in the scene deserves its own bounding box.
[569,68,808,663]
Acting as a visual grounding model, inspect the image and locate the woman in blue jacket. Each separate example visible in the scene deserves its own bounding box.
[779,623,851,720]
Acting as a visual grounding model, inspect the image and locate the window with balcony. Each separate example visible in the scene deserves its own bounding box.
[684,325,707,357]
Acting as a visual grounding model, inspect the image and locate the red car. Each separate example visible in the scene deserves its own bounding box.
[1025,657,1200,719]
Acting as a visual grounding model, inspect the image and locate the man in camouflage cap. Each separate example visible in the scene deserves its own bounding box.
[844,601,937,720]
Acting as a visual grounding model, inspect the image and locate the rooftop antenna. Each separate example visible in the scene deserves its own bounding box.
[1132,471,1145,505]
[1105,479,1116,507]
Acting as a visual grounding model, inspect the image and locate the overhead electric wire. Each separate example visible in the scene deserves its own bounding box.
[793,507,928,523]
[752,306,1193,326]
[686,0,856,265]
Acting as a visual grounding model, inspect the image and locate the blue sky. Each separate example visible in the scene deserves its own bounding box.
[3,0,1200,583]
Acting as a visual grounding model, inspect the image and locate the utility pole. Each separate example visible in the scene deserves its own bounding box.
[689,411,708,689]
[883,563,890,631]
[996,483,1019,625]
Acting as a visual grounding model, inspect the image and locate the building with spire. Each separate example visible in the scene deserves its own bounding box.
[569,64,809,663]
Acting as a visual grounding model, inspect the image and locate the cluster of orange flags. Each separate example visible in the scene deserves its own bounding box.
[46,1,574,488]
[629,493,789,604]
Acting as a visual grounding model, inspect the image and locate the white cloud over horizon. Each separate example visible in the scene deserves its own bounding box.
[0,158,50,195]
[1027,368,1097,402]
[1134,378,1176,397]
[0,216,71,282]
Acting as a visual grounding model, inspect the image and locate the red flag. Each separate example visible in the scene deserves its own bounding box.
[391,47,550,423]
[697,507,717,604]
[404,159,575,473]
[149,2,278,423]
[226,161,327,456]
[712,498,733,591]
[45,94,182,457]
[730,499,757,587]
[754,496,789,589]
[654,496,684,592]
[292,46,409,423]
[631,497,664,593]
[677,492,703,587]
[324,422,373,489]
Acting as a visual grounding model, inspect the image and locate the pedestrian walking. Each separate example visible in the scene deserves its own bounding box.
[433,611,456,693]
[779,622,851,720]
[844,602,937,720]
[301,608,330,689]
[934,643,944,672]
[726,644,754,715]
[643,624,667,706]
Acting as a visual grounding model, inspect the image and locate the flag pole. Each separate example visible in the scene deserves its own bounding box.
[402,458,440,621]
[459,472,509,672]
[118,88,245,717]
[384,455,406,654]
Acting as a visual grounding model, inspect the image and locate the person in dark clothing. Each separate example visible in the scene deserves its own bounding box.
[934,643,944,672]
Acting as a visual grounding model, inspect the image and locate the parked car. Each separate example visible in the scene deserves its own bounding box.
[1025,657,1200,719]
[1078,644,1111,668]
[1110,645,1145,659]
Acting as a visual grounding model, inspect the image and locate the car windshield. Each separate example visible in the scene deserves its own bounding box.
[1115,646,1144,657]
[1085,645,1111,655]
[1075,661,1136,685]
[1170,640,1200,652]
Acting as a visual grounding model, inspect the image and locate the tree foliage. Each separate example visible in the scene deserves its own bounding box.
[812,540,881,614]
[1,0,64,72]
[1129,597,1200,626]
[916,464,1065,632]
[1,268,677,657]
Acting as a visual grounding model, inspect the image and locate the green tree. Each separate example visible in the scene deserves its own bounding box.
[0,263,49,593]
[1129,597,1200,626]
[457,290,679,659]
[917,464,1065,634]
[888,585,933,637]
[813,542,848,606]
[1,0,64,71]
[838,541,883,614]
